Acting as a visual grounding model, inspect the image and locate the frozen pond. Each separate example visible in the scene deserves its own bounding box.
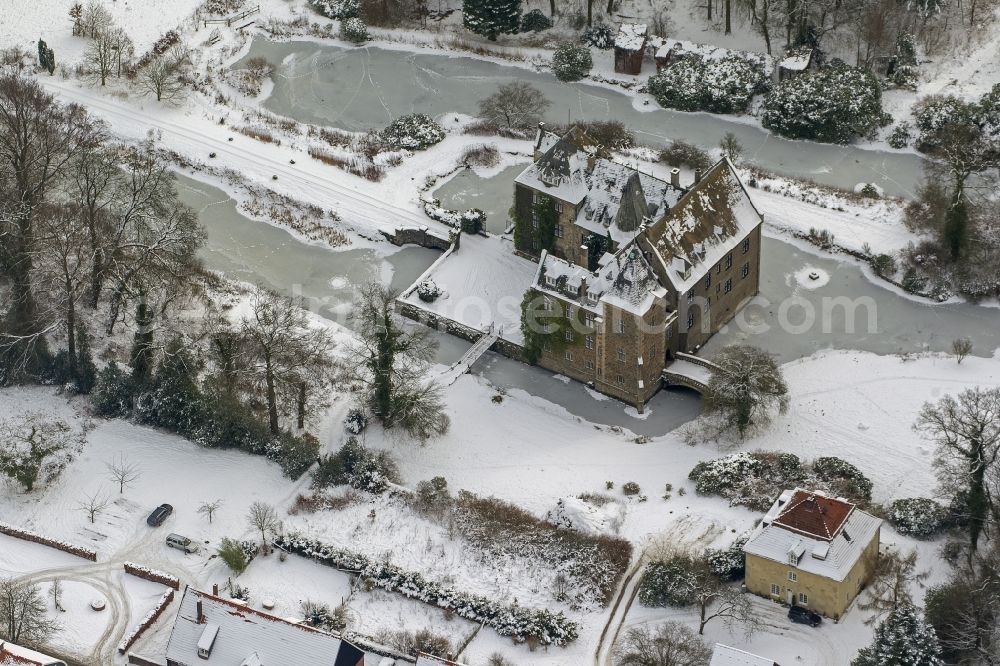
[432,164,525,233]
[176,172,699,435]
[236,39,926,198]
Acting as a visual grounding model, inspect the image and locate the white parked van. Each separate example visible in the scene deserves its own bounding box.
[166,533,199,554]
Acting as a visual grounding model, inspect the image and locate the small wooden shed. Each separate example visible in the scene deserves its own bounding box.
[777,46,815,81]
[614,23,648,75]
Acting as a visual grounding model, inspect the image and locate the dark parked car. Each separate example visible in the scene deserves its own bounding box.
[788,605,822,627]
[146,504,173,527]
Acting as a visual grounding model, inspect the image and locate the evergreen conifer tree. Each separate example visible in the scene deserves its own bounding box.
[852,604,944,666]
[463,0,521,40]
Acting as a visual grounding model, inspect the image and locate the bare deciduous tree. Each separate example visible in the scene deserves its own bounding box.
[612,621,712,665]
[247,501,281,551]
[0,413,83,491]
[137,45,189,104]
[83,29,116,86]
[917,387,1000,557]
[477,82,551,131]
[705,345,789,440]
[50,579,64,612]
[952,337,973,364]
[0,577,59,645]
[241,287,336,434]
[858,548,928,624]
[77,489,110,523]
[106,454,140,493]
[198,499,223,524]
[81,0,112,39]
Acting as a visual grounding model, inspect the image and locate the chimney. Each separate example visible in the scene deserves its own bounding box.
[535,122,546,151]
[212,583,219,596]
[196,599,204,624]
[670,167,680,189]
[693,168,702,184]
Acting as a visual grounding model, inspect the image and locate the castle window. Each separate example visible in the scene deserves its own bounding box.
[585,360,594,369]
[585,336,594,350]
[554,224,564,238]
[585,312,596,327]
[586,291,598,305]
[617,348,626,362]
[615,374,625,385]
[554,201,564,213]
[705,274,711,289]
[564,330,573,342]
[743,238,751,254]
[726,254,733,270]
[617,319,625,334]
[564,350,573,361]
[687,312,694,330]
[742,262,750,279]
[567,305,574,317]
[725,279,732,294]
[686,291,694,302]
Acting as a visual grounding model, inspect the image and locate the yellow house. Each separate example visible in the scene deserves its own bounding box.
[743,488,881,620]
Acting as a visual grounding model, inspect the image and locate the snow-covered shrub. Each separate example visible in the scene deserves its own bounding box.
[888,498,949,537]
[423,199,487,231]
[344,408,369,434]
[546,496,625,536]
[888,122,912,149]
[889,34,918,90]
[762,65,889,143]
[313,437,399,493]
[266,431,319,479]
[659,140,712,171]
[581,24,615,49]
[637,554,701,607]
[380,114,446,150]
[688,451,803,510]
[520,9,551,32]
[302,599,348,631]
[417,280,442,302]
[91,362,135,418]
[552,42,593,82]
[648,54,768,114]
[871,253,897,278]
[705,536,748,581]
[274,532,580,645]
[217,537,257,574]
[340,17,369,44]
[308,0,360,19]
[860,183,881,198]
[812,456,873,502]
[460,208,486,234]
[622,481,641,496]
[460,143,500,167]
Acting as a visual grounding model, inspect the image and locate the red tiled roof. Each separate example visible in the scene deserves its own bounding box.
[0,649,41,665]
[772,490,855,541]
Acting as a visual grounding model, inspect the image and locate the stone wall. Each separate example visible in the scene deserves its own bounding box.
[381,226,451,251]
[0,521,97,561]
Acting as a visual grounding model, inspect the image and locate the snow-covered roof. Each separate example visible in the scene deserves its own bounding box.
[165,588,392,665]
[535,241,666,317]
[652,36,774,75]
[710,644,775,666]
[615,23,648,51]
[643,158,762,292]
[516,130,594,205]
[778,46,813,71]
[743,489,882,583]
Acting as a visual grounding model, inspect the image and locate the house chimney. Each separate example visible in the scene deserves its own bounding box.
[212,584,219,596]
[670,167,680,189]
[693,168,702,184]
[196,600,204,624]
[535,122,546,151]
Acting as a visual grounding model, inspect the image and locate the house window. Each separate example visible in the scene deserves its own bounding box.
[788,571,797,582]
[585,360,594,370]
[567,305,574,318]
[726,254,733,270]
[554,224,564,238]
[585,313,596,327]
[564,330,573,342]
[771,584,781,596]
[741,262,750,279]
[687,312,694,330]
[554,201,564,213]
[533,192,541,204]
[586,291,598,305]
[615,374,625,385]
[743,237,751,254]
[542,298,553,311]
[545,275,557,287]
[725,279,732,294]
[617,348,626,362]
[705,274,711,289]
[564,350,573,361]
[585,336,594,350]
[617,319,625,334]
[798,592,808,605]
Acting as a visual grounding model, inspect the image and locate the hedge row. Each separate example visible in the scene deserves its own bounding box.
[124,562,181,590]
[117,589,175,653]
[274,533,579,645]
[0,522,97,561]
